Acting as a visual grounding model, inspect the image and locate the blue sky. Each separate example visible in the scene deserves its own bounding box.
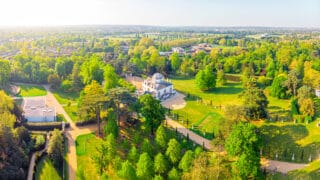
[0,0,319,27]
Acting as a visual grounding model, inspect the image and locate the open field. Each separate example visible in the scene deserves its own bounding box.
[170,76,242,139]
[52,90,79,122]
[35,156,62,180]
[17,84,47,97]
[76,133,103,179]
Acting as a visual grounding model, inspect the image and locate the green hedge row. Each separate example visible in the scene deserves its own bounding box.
[75,119,96,127]
[23,122,70,131]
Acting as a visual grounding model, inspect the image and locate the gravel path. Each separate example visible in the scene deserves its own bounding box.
[43,85,98,180]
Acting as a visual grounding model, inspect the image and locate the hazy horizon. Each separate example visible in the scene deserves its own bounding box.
[0,0,319,27]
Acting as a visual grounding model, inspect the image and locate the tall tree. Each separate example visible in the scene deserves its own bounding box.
[136,153,154,179]
[225,122,262,179]
[240,78,268,120]
[166,139,181,164]
[154,153,168,175]
[138,94,165,135]
[103,64,119,92]
[170,52,181,72]
[155,125,169,150]
[270,74,288,99]
[71,62,83,90]
[178,150,194,172]
[118,160,137,180]
[284,70,301,97]
[48,129,63,167]
[80,56,104,85]
[107,87,136,126]
[78,81,108,135]
[0,59,11,87]
[195,65,216,91]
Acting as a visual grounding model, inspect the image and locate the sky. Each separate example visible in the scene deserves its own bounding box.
[0,0,319,27]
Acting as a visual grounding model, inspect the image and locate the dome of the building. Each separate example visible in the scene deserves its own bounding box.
[152,73,164,83]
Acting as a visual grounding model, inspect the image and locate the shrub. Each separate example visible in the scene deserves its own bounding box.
[23,122,69,131]
[60,79,73,92]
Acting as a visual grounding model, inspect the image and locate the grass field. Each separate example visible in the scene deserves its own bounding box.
[18,84,47,97]
[170,77,242,139]
[170,76,320,162]
[35,156,62,180]
[52,90,79,122]
[76,133,103,179]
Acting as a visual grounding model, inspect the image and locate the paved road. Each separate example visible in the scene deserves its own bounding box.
[165,116,309,174]
[43,85,98,180]
[27,133,49,180]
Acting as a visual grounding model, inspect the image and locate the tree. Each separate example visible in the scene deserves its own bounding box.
[170,52,181,72]
[225,123,262,179]
[107,87,136,126]
[299,98,315,118]
[71,62,83,90]
[270,74,288,99]
[284,70,301,97]
[155,125,168,150]
[195,65,216,91]
[0,126,28,179]
[297,85,314,105]
[91,141,108,175]
[139,94,165,135]
[136,153,154,179]
[179,150,194,172]
[166,139,181,164]
[55,58,73,79]
[168,167,181,180]
[0,59,11,87]
[240,78,268,120]
[290,98,299,116]
[104,109,118,138]
[266,59,276,78]
[48,129,63,167]
[141,138,153,157]
[216,69,227,86]
[154,153,168,175]
[128,145,139,163]
[118,160,137,180]
[0,90,14,113]
[103,64,119,92]
[78,81,108,135]
[47,74,61,89]
[80,55,104,85]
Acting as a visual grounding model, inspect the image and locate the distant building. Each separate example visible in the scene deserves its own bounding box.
[159,51,172,56]
[142,73,175,100]
[172,47,185,55]
[191,43,213,54]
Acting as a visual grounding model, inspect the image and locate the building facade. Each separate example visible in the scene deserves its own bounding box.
[142,73,175,100]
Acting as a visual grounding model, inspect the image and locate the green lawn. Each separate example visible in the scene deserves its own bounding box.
[17,84,47,97]
[52,90,79,105]
[76,133,103,179]
[52,90,80,122]
[171,77,242,139]
[35,156,62,180]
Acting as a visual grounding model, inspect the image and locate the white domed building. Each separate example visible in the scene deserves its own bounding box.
[142,73,175,100]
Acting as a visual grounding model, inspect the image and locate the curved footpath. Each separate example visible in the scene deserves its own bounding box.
[165,116,308,174]
[27,133,50,180]
[43,85,97,180]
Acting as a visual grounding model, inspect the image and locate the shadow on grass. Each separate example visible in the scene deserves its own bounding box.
[260,124,320,163]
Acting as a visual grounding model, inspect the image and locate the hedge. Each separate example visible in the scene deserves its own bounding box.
[23,122,70,131]
[75,119,96,126]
